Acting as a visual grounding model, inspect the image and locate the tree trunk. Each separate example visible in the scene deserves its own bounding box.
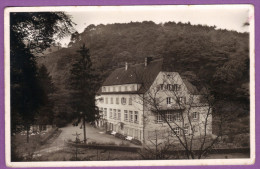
[26,124,29,143]
[83,116,86,144]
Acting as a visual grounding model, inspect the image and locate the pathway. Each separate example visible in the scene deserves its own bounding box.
[34,123,138,156]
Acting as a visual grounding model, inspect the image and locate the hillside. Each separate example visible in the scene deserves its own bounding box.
[37,21,250,124]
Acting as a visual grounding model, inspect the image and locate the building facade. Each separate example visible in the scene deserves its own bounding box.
[96,58,212,144]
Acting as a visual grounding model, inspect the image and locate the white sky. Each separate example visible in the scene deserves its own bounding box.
[60,5,252,46]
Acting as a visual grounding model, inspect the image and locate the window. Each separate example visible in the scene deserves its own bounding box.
[166,97,172,104]
[118,110,121,120]
[174,112,181,121]
[121,97,126,105]
[134,111,139,123]
[104,108,107,117]
[110,97,113,104]
[116,97,119,104]
[174,127,180,136]
[135,129,139,139]
[129,97,132,105]
[125,86,128,91]
[166,112,173,122]
[108,87,110,92]
[192,112,199,120]
[156,113,163,123]
[103,87,106,92]
[105,97,108,104]
[119,86,121,91]
[129,111,133,122]
[124,110,128,121]
[109,109,112,118]
[100,97,104,103]
[173,84,178,91]
[160,84,164,90]
[167,84,171,90]
[113,109,117,119]
[113,86,116,92]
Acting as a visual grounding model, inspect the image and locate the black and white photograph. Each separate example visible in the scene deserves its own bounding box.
[4,5,255,167]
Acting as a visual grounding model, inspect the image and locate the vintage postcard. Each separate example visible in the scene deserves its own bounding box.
[4,5,255,167]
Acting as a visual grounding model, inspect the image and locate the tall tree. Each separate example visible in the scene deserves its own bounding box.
[35,65,56,125]
[70,44,100,143]
[10,12,74,142]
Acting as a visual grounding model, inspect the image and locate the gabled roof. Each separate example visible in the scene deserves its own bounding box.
[101,59,164,94]
[99,58,203,95]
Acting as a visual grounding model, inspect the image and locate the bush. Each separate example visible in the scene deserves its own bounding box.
[115,133,126,140]
[233,133,250,147]
[130,139,142,146]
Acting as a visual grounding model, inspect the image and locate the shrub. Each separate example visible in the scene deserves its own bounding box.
[130,139,142,146]
[115,133,126,140]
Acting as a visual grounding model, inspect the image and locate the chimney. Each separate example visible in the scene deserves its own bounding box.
[145,57,153,67]
[125,62,128,70]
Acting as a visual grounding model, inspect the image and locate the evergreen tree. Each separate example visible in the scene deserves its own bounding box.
[70,44,100,143]
[35,65,56,125]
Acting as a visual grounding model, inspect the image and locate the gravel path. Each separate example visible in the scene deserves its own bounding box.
[34,123,138,156]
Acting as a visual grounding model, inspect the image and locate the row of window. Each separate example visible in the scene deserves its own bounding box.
[102,85,136,92]
[99,108,140,124]
[100,97,132,105]
[156,112,199,123]
[100,96,186,106]
[157,84,181,91]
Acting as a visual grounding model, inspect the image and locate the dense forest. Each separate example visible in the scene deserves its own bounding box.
[37,21,250,129]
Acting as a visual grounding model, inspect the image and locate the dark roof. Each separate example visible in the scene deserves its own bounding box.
[181,78,200,95]
[101,59,164,94]
[98,58,202,95]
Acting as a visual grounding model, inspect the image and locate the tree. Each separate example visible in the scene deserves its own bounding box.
[35,65,56,125]
[11,40,44,143]
[138,129,180,160]
[133,71,226,159]
[10,12,74,142]
[69,44,100,144]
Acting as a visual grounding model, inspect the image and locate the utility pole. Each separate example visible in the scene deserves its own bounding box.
[80,112,87,144]
[83,114,86,144]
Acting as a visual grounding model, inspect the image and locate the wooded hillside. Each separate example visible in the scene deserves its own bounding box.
[37,21,250,125]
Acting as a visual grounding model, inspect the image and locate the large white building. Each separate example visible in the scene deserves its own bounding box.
[96,57,212,144]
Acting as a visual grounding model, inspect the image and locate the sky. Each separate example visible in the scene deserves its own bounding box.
[60,5,252,46]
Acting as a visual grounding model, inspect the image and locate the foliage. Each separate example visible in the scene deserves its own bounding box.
[69,44,100,122]
[10,12,74,53]
[39,21,249,112]
[35,65,56,125]
[10,12,74,142]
